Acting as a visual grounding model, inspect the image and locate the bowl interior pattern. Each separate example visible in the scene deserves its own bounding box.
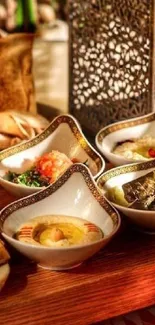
[98,159,155,186]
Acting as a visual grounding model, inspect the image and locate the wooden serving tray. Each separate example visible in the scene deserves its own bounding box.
[0,187,155,325]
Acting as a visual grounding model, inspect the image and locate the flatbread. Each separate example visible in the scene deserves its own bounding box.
[0,110,49,150]
[0,33,36,114]
[0,240,10,266]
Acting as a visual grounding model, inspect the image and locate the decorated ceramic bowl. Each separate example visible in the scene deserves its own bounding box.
[95,113,155,166]
[0,164,120,271]
[0,114,105,197]
[97,159,155,231]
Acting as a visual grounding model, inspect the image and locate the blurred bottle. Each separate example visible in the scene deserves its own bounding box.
[15,0,37,33]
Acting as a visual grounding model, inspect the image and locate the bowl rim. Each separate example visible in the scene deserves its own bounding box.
[0,114,105,180]
[0,163,121,251]
[95,112,155,163]
[97,158,155,214]
[96,112,155,146]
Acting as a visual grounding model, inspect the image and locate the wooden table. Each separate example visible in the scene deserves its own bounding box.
[0,187,155,325]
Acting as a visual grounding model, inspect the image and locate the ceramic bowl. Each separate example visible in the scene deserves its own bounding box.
[97,159,155,231]
[95,112,155,166]
[0,164,120,271]
[0,114,105,197]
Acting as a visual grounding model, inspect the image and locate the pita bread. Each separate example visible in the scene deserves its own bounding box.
[0,112,25,138]
[0,33,36,114]
[0,240,10,266]
[0,264,10,291]
[0,240,10,290]
[0,133,12,149]
[0,110,49,150]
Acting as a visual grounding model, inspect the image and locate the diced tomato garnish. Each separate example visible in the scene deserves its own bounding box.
[35,151,72,183]
[148,148,155,158]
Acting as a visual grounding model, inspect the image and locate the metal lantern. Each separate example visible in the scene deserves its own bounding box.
[69,0,155,135]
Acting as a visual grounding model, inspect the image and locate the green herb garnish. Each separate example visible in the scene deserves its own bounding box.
[7,169,50,187]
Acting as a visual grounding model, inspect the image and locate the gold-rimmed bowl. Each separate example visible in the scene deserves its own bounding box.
[0,114,105,197]
[95,113,155,166]
[97,159,155,230]
[0,164,120,271]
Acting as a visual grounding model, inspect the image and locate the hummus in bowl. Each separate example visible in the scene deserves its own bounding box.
[1,164,120,270]
[15,215,103,248]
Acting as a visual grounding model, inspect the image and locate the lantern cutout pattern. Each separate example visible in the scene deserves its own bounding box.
[69,0,155,134]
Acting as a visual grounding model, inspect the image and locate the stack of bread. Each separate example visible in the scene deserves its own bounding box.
[0,30,51,291]
[0,33,49,151]
[0,110,49,150]
[0,240,10,291]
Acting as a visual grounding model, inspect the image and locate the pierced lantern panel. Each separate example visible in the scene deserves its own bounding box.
[69,0,154,135]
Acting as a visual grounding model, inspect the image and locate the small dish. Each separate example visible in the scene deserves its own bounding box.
[95,113,155,166]
[97,159,155,230]
[0,164,120,271]
[0,114,105,197]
